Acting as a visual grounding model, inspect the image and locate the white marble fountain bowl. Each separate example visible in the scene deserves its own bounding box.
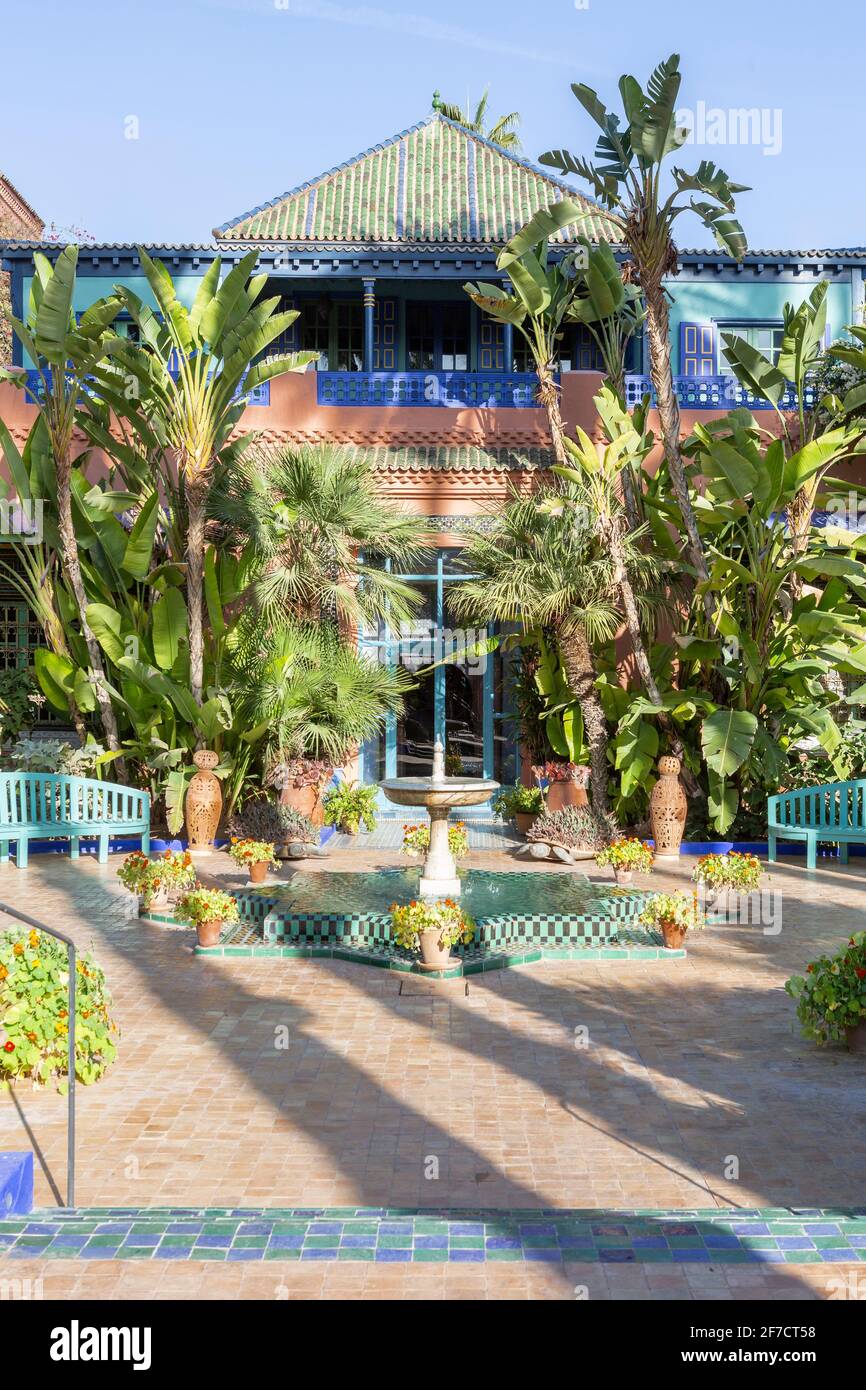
[380,742,499,897]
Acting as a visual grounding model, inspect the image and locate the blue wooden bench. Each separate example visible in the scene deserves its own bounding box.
[0,773,150,868]
[768,779,866,871]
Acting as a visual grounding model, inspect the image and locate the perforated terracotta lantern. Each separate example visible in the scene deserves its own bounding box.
[649,755,687,860]
[185,750,222,854]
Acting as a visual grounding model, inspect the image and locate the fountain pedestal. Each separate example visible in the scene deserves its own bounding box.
[419,805,461,899]
[380,740,499,900]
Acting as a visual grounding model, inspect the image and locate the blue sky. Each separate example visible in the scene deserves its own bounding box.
[1,0,861,250]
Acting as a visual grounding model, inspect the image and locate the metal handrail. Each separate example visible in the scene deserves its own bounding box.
[0,902,75,1207]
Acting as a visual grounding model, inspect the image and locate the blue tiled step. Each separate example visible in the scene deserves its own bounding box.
[0,1153,33,1216]
[3,1206,865,1263]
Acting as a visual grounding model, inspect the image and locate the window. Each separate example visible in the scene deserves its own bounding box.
[334,301,363,372]
[440,304,469,371]
[720,322,784,373]
[407,303,435,370]
[299,301,330,369]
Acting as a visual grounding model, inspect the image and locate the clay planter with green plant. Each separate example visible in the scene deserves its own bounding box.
[228,838,279,884]
[533,761,590,814]
[692,853,763,915]
[117,849,196,914]
[786,931,866,1050]
[492,785,544,836]
[323,781,378,836]
[639,891,705,950]
[595,838,654,885]
[390,898,475,971]
[176,887,240,949]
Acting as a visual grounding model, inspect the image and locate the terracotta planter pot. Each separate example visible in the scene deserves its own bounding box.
[613,869,634,886]
[659,919,687,950]
[281,782,325,827]
[418,930,454,971]
[195,919,223,949]
[846,1020,866,1053]
[546,782,588,814]
[248,860,269,884]
[139,888,169,916]
[514,812,539,837]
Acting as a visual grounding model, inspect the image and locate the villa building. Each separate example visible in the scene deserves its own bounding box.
[1,111,865,789]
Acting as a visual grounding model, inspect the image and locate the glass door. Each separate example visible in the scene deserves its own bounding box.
[359,550,517,808]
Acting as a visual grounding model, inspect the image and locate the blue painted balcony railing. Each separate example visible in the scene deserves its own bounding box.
[624,373,815,412]
[20,369,270,407]
[316,370,544,409]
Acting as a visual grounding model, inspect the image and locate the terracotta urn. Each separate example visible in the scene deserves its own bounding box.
[185,750,223,854]
[280,779,326,827]
[248,860,269,885]
[649,755,687,860]
[418,930,455,971]
[547,781,588,814]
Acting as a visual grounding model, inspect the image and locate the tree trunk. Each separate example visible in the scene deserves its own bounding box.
[556,624,610,817]
[55,461,125,775]
[536,364,567,468]
[643,277,711,598]
[186,484,207,712]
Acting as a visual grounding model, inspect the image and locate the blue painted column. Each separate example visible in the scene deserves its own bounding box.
[362,277,376,372]
[502,282,514,370]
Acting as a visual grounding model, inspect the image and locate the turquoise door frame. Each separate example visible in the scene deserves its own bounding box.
[359,552,512,814]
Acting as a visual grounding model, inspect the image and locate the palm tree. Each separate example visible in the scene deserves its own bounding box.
[209,442,430,629]
[228,613,412,786]
[449,486,650,816]
[101,249,316,707]
[433,89,521,149]
[532,54,749,594]
[0,246,125,761]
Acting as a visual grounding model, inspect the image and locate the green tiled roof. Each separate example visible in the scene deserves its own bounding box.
[215,114,613,245]
[353,444,553,472]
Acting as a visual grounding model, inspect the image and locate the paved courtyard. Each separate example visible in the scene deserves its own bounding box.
[1,842,865,1299]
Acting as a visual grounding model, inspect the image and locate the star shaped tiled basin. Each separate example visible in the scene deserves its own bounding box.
[235,869,648,953]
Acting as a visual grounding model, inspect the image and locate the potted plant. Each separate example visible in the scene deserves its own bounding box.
[595,837,654,885]
[228,837,279,884]
[532,761,590,814]
[175,886,240,948]
[117,849,196,914]
[492,785,544,836]
[269,757,333,827]
[390,898,475,971]
[323,781,378,835]
[639,891,705,950]
[402,821,469,861]
[525,805,616,862]
[692,852,762,913]
[229,799,318,860]
[785,932,866,1051]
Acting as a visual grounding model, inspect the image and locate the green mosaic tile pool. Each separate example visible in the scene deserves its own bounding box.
[3,1207,864,1263]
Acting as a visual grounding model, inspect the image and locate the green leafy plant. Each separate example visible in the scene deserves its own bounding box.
[785,932,866,1046]
[2,736,105,776]
[322,781,378,834]
[402,821,469,859]
[228,798,317,846]
[595,837,654,872]
[227,838,278,869]
[526,804,616,851]
[0,667,41,740]
[0,927,118,1089]
[175,886,239,928]
[390,898,475,953]
[639,891,705,933]
[492,785,544,820]
[692,852,762,892]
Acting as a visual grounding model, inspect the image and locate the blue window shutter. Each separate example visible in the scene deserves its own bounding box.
[478,318,504,370]
[680,322,716,376]
[373,297,396,370]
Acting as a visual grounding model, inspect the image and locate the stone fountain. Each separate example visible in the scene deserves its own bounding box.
[380,740,499,898]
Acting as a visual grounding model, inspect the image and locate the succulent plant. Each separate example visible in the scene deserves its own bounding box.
[526,805,617,851]
[228,797,317,845]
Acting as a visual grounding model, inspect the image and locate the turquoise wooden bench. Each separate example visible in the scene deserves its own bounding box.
[0,773,150,868]
[767,779,866,871]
